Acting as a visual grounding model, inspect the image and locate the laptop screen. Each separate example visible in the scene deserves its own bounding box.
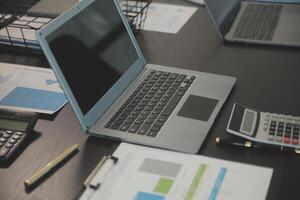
[45,0,139,115]
[205,0,241,35]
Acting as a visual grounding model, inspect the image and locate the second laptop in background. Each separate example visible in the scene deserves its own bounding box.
[205,0,300,47]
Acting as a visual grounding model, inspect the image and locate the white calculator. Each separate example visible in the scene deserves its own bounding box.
[227,103,300,148]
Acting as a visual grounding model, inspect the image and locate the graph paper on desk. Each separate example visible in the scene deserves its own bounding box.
[80,143,273,200]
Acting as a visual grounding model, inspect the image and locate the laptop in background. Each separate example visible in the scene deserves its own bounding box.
[205,0,300,47]
[37,0,236,153]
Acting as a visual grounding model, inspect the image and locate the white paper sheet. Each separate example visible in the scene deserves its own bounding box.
[0,62,67,114]
[80,143,273,200]
[141,3,198,34]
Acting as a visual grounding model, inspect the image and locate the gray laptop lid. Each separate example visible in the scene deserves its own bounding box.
[37,0,146,131]
[205,0,242,37]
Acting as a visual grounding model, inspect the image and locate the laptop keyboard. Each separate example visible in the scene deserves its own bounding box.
[233,4,282,41]
[105,70,196,137]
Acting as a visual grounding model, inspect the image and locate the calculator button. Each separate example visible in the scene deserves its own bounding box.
[0,142,3,147]
[278,122,284,127]
[292,139,299,145]
[12,135,21,140]
[276,130,283,137]
[293,134,299,139]
[6,130,13,134]
[268,135,275,141]
[2,133,10,138]
[0,148,10,156]
[5,143,13,148]
[8,139,17,144]
[269,128,275,135]
[284,137,291,144]
[0,130,5,136]
[15,132,24,136]
[0,138,7,143]
[276,136,282,142]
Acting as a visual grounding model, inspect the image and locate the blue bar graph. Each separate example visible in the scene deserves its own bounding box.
[134,192,165,200]
[208,168,227,200]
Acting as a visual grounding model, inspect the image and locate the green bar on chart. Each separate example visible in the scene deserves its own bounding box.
[154,178,174,194]
[185,164,207,200]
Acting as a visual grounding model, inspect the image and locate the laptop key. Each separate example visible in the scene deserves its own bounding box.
[153,121,164,127]
[145,118,155,124]
[110,123,120,129]
[176,74,186,82]
[179,86,188,91]
[176,91,185,96]
[134,119,144,125]
[161,95,181,116]
[125,118,134,124]
[147,130,158,137]
[150,125,161,132]
[120,123,130,131]
[157,115,168,123]
[138,123,151,135]
[170,73,178,79]
[129,124,140,133]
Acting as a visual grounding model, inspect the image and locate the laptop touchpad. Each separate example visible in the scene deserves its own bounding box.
[177,95,218,121]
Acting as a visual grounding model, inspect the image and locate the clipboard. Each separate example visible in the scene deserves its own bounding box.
[79,143,273,200]
[84,155,118,190]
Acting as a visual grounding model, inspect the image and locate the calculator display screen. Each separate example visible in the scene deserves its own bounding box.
[0,119,28,131]
[240,109,256,136]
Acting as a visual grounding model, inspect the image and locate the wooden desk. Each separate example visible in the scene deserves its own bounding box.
[1,1,300,199]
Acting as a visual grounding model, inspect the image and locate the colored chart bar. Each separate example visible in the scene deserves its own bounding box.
[208,168,227,200]
[185,164,207,200]
[139,158,182,178]
[134,192,165,200]
[154,178,174,194]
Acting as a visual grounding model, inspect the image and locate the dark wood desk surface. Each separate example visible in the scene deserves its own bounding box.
[1,1,300,199]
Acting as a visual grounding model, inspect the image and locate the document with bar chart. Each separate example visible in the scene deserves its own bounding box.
[80,143,273,200]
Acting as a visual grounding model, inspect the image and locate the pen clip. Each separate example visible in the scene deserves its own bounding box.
[84,155,118,190]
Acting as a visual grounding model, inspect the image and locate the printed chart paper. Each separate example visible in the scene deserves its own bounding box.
[0,62,67,114]
[141,3,198,34]
[80,143,273,200]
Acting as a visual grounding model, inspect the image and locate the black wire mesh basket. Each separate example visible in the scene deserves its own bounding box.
[0,0,151,51]
[0,0,52,50]
[122,0,151,34]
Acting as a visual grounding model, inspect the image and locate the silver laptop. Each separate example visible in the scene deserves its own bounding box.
[37,0,236,153]
[205,0,300,47]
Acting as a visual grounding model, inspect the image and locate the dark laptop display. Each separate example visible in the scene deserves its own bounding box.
[46,0,139,114]
[205,0,240,35]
